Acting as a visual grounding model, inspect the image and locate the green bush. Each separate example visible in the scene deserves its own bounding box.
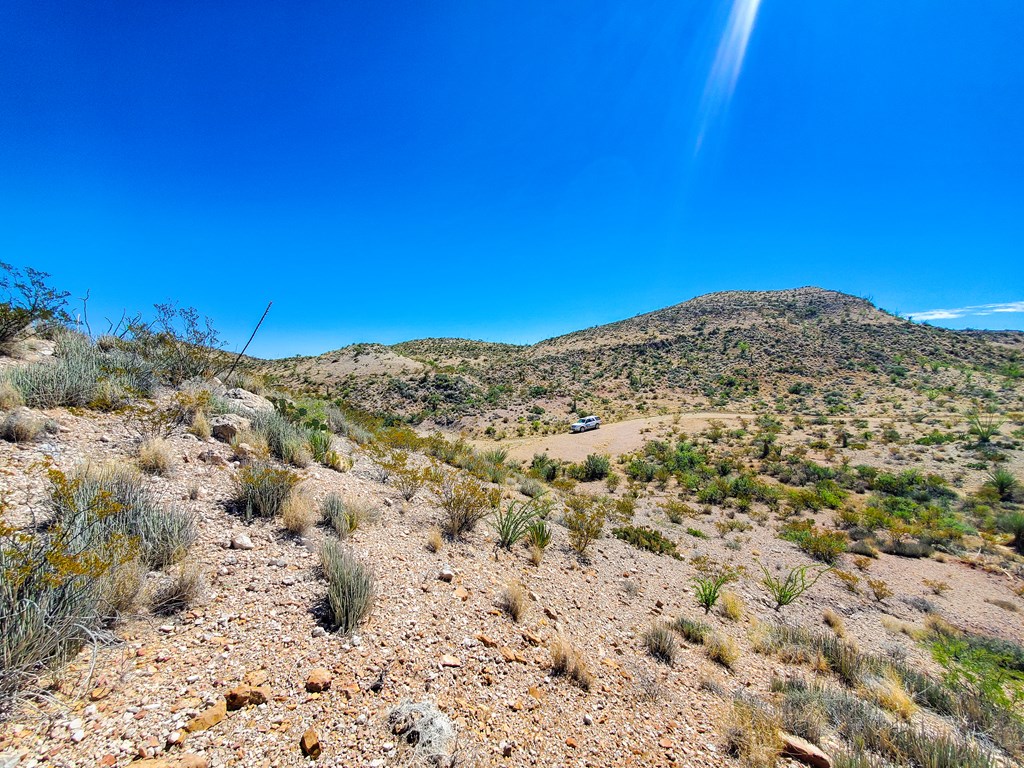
[672,616,711,644]
[0,466,151,715]
[999,513,1024,554]
[432,472,493,539]
[251,409,311,466]
[320,538,375,634]
[644,622,677,664]
[579,454,610,481]
[625,458,657,483]
[0,262,70,345]
[564,494,606,557]
[780,520,847,564]
[693,567,737,614]
[53,464,195,569]
[612,525,681,559]
[232,462,300,521]
[760,563,830,611]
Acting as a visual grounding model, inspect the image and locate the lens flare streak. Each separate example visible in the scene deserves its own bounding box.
[694,0,763,154]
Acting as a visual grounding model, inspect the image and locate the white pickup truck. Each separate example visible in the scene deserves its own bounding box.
[570,415,601,433]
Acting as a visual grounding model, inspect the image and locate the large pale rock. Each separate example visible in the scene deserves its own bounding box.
[210,413,250,442]
[780,732,831,768]
[222,388,273,418]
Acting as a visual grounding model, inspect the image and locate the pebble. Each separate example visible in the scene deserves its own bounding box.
[230,534,254,551]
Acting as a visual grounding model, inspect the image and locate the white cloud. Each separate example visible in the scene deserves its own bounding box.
[908,301,1024,322]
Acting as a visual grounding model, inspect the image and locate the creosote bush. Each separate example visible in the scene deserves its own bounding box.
[321,538,375,634]
[432,472,493,539]
[232,462,300,521]
[564,494,606,557]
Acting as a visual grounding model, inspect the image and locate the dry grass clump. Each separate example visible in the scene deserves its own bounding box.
[188,410,212,440]
[860,670,916,721]
[706,632,740,669]
[881,616,924,639]
[137,436,173,475]
[0,381,24,410]
[426,527,444,553]
[232,462,299,521]
[0,407,46,442]
[321,493,376,537]
[281,489,318,534]
[719,590,744,621]
[549,635,593,691]
[985,598,1018,612]
[100,557,147,616]
[499,582,527,623]
[823,609,846,638]
[151,561,205,615]
[230,428,270,459]
[725,697,781,767]
[644,622,677,664]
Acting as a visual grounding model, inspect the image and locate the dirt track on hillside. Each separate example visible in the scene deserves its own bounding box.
[473,412,751,463]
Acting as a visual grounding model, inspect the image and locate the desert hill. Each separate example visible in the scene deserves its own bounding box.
[262,287,1024,431]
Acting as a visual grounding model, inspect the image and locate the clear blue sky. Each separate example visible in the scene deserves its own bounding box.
[2,1,1022,357]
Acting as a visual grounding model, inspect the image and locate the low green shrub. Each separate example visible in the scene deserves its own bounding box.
[612,525,681,559]
[321,538,375,634]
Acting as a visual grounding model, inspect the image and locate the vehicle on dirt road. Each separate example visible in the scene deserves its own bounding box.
[570,415,601,433]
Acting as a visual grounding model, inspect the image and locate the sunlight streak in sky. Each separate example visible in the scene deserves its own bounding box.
[694,0,763,154]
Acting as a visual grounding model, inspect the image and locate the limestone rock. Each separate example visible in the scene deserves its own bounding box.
[230,534,254,551]
[210,413,250,442]
[222,388,273,418]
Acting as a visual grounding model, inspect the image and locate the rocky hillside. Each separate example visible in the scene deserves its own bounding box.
[262,288,1024,431]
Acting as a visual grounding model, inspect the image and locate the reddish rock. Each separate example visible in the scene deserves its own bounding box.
[781,732,832,768]
[305,668,333,693]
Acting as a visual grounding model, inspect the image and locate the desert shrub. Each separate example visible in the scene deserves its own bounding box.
[150,560,204,615]
[0,263,70,345]
[0,408,47,443]
[251,409,311,466]
[967,409,1004,443]
[393,466,425,501]
[564,494,605,557]
[232,462,299,521]
[137,437,173,475]
[984,468,1018,502]
[867,578,892,603]
[725,697,781,768]
[644,622,677,664]
[860,669,916,720]
[189,410,212,440]
[499,582,527,623]
[425,527,443,553]
[432,472,492,539]
[0,473,128,714]
[694,567,737,614]
[686,526,709,539]
[833,569,861,594]
[549,635,593,691]
[780,520,847,563]
[672,616,711,644]
[0,381,23,410]
[625,457,657,483]
[661,499,698,523]
[998,512,1024,554]
[719,591,744,621]
[281,490,318,534]
[612,525,680,558]
[53,464,195,569]
[578,453,610,481]
[610,494,637,522]
[492,498,542,550]
[706,632,740,668]
[530,453,558,482]
[321,538,375,634]
[760,562,830,611]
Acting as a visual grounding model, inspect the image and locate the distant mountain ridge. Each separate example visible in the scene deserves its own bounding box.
[260,287,1024,429]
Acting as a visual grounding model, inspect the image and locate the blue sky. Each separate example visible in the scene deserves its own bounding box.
[1,1,1022,357]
